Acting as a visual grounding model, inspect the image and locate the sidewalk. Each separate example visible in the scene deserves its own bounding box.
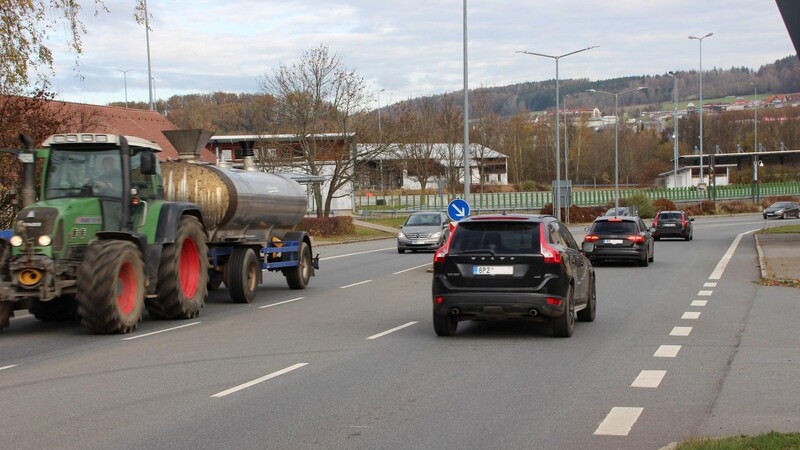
[755,233,800,281]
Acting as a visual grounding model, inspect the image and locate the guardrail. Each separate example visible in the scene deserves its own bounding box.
[356,182,800,216]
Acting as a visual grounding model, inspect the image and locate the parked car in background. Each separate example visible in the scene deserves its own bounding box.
[431,214,596,338]
[763,201,800,219]
[603,206,638,217]
[652,210,694,241]
[582,215,654,266]
[397,211,451,253]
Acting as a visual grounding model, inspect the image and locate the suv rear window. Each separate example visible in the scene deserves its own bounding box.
[591,221,638,234]
[449,221,540,254]
[658,212,682,221]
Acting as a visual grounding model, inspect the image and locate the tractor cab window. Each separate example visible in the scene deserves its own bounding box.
[45,150,122,199]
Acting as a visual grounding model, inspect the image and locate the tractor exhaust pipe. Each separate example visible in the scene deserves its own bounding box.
[19,134,36,208]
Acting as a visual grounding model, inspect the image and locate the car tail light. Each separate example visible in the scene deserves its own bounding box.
[547,297,562,306]
[626,235,645,244]
[652,216,659,227]
[681,214,687,228]
[434,229,455,263]
[539,226,561,264]
[584,234,600,242]
[435,296,445,304]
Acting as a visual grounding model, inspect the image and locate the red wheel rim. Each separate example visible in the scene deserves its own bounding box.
[117,261,138,315]
[180,237,200,298]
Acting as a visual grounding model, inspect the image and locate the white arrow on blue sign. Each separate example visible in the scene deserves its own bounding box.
[447,198,471,221]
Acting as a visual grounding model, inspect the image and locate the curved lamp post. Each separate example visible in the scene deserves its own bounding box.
[517,46,597,221]
[689,32,713,185]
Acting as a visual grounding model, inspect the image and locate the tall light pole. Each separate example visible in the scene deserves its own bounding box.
[669,71,679,186]
[150,77,157,111]
[689,32,712,185]
[144,0,154,111]
[750,82,758,153]
[462,0,470,201]
[517,46,597,221]
[117,68,132,108]
[587,87,646,216]
[377,89,386,137]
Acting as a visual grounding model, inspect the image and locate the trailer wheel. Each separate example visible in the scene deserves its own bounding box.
[147,216,208,319]
[77,241,145,334]
[0,302,13,331]
[285,241,312,290]
[30,295,78,321]
[228,247,258,303]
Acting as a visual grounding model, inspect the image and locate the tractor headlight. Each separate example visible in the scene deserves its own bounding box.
[37,235,52,246]
[10,235,23,247]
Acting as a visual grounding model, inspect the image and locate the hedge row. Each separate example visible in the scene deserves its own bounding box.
[296,216,356,237]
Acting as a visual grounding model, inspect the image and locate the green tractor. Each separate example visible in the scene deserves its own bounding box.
[1,133,208,333]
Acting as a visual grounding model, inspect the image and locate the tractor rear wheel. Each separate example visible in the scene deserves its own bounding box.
[147,216,208,319]
[228,247,258,303]
[77,241,145,334]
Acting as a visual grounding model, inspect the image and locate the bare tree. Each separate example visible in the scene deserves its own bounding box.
[259,44,382,217]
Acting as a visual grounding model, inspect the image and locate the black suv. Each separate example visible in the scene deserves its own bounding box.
[431,214,596,337]
[582,216,654,266]
[652,210,693,240]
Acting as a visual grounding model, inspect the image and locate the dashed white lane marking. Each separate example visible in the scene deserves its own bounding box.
[691,300,708,307]
[319,247,395,261]
[697,290,713,296]
[0,365,18,371]
[654,345,681,358]
[709,229,758,280]
[366,321,418,340]
[211,363,308,398]
[670,326,693,336]
[594,407,644,436]
[703,282,717,287]
[259,297,305,309]
[122,322,201,341]
[682,312,701,319]
[340,280,372,289]
[393,263,432,275]
[631,370,667,388]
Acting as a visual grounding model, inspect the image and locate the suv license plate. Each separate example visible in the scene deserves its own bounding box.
[605,239,623,244]
[664,223,676,227]
[473,265,513,276]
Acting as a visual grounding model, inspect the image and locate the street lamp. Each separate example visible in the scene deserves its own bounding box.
[587,87,646,216]
[150,77,157,111]
[517,45,598,221]
[669,71,678,187]
[750,82,758,153]
[117,68,132,108]
[377,88,385,138]
[689,32,713,185]
[144,0,154,111]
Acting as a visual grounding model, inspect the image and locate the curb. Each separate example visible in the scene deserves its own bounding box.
[753,234,770,278]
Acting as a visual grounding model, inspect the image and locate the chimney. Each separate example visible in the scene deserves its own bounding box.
[240,140,256,171]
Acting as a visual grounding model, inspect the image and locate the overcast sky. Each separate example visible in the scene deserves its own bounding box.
[46,1,796,107]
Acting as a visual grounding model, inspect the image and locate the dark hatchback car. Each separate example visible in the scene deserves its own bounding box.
[763,201,800,219]
[652,210,694,241]
[582,216,654,266]
[431,214,596,338]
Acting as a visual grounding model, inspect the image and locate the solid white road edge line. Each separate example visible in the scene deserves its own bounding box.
[122,322,201,341]
[259,297,305,309]
[709,229,758,280]
[631,370,667,388]
[0,365,18,371]
[211,363,308,398]
[367,322,418,340]
[594,407,644,436]
[320,248,395,261]
[393,263,432,275]
[340,280,372,289]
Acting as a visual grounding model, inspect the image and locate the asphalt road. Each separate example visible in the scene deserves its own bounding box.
[1,214,797,450]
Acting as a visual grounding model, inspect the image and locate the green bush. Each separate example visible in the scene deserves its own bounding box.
[296,216,356,237]
[652,198,677,212]
[621,193,655,218]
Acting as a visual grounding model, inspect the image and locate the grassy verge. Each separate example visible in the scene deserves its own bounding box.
[759,224,800,234]
[676,431,800,449]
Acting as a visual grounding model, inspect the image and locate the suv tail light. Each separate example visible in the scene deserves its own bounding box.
[584,234,600,242]
[681,213,687,228]
[626,235,645,244]
[652,215,659,227]
[434,228,455,264]
[539,226,561,264]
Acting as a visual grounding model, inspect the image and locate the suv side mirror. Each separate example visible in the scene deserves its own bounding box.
[584,226,591,232]
[581,242,595,253]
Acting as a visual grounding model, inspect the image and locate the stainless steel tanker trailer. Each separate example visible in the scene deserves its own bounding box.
[0,130,318,333]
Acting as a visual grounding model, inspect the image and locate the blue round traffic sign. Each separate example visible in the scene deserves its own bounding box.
[447,198,471,221]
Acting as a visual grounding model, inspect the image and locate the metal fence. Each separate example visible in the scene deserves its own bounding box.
[356,182,800,215]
